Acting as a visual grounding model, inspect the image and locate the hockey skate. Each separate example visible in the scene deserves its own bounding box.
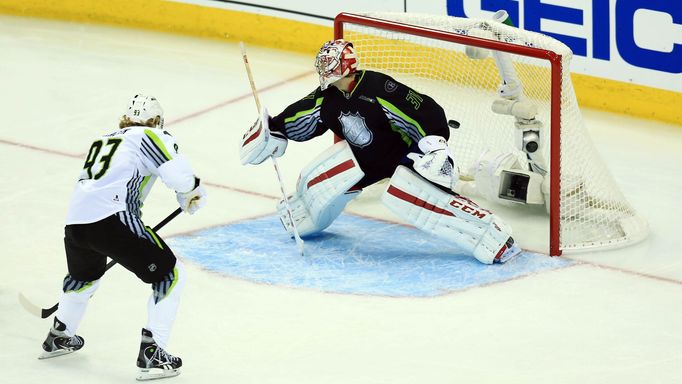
[495,237,522,264]
[39,317,84,360]
[136,328,182,381]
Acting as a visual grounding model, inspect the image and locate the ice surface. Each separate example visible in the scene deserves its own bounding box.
[1,15,681,384]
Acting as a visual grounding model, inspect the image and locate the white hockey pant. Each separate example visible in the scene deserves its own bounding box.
[278,140,364,237]
[382,166,513,264]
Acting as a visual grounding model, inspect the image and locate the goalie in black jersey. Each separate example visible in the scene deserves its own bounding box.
[240,39,520,264]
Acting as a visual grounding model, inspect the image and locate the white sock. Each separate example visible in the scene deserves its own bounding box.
[145,259,186,349]
[55,279,101,337]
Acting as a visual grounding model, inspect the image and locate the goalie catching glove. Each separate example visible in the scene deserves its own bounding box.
[240,107,288,165]
[407,135,459,191]
[176,177,207,214]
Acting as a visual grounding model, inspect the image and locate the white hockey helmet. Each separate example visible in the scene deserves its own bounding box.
[124,94,164,128]
[314,39,358,90]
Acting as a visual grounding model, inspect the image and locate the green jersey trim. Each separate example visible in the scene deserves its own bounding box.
[376,97,427,145]
[284,97,324,123]
[144,129,173,161]
[145,226,164,249]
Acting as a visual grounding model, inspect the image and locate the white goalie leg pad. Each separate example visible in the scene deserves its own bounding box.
[278,190,361,237]
[278,140,364,237]
[382,166,516,264]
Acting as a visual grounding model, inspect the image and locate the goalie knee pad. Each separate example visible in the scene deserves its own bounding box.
[278,140,364,237]
[382,166,516,264]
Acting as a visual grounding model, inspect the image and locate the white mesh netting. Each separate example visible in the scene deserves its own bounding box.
[339,12,647,253]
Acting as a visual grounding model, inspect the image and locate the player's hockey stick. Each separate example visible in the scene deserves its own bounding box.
[18,207,183,319]
[239,41,305,256]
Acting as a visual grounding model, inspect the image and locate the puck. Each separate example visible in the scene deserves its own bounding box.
[448,119,460,129]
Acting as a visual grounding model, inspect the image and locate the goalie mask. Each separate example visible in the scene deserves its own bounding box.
[314,39,358,91]
[124,94,164,129]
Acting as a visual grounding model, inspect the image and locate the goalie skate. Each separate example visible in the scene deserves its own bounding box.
[496,237,522,264]
[136,328,182,381]
[39,317,84,360]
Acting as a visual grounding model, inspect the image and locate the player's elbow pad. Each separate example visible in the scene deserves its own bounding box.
[157,155,196,193]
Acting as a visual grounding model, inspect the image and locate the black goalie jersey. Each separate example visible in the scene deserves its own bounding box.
[269,70,450,188]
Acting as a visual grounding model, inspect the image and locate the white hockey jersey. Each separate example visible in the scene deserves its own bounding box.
[65,126,196,225]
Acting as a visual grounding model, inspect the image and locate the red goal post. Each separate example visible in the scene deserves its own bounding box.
[333,12,648,256]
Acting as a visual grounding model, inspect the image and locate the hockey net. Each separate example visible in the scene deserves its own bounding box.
[335,12,648,255]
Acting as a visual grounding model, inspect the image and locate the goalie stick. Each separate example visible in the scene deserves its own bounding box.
[239,41,305,256]
[18,207,183,319]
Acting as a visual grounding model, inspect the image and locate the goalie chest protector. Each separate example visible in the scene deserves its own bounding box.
[272,70,450,188]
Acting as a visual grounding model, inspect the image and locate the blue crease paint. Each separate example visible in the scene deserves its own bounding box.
[168,214,573,297]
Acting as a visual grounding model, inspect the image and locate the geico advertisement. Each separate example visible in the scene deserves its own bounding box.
[441,0,681,92]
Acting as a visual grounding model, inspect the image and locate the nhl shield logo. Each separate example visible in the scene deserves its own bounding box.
[338,111,373,148]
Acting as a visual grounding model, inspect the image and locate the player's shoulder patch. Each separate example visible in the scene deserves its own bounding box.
[366,70,398,93]
[384,79,398,93]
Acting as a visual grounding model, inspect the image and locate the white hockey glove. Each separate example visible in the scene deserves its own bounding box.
[176,177,207,214]
[407,135,459,191]
[240,107,288,165]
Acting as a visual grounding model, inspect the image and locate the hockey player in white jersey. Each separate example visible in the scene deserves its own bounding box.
[39,95,207,381]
